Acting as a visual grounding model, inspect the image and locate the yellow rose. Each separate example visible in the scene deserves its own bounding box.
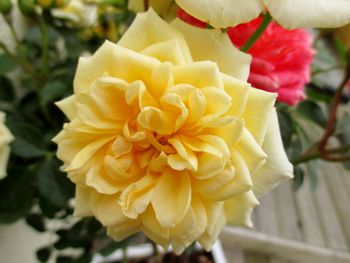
[52,0,97,27]
[54,9,293,253]
[0,112,14,179]
[131,0,350,29]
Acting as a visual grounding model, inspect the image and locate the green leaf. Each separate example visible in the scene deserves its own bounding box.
[336,112,350,145]
[293,166,304,191]
[306,161,319,190]
[26,214,46,232]
[277,110,295,148]
[36,247,51,263]
[0,76,15,101]
[0,167,36,223]
[0,53,16,75]
[37,158,74,208]
[40,81,68,106]
[297,101,327,128]
[288,137,303,162]
[11,137,46,158]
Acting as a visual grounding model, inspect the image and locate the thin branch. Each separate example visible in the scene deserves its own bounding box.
[318,63,350,151]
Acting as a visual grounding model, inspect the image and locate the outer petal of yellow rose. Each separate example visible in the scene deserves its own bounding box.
[205,150,252,201]
[236,128,267,173]
[86,166,120,195]
[169,194,207,254]
[74,41,116,94]
[198,205,226,251]
[73,184,93,217]
[65,135,115,171]
[55,95,77,121]
[90,191,129,227]
[151,169,191,228]
[242,88,276,145]
[222,74,250,118]
[265,0,350,29]
[107,219,142,241]
[252,109,294,196]
[172,19,252,81]
[224,190,259,227]
[118,9,192,63]
[119,174,157,219]
[142,40,190,65]
[141,206,170,249]
[0,145,11,179]
[173,62,224,89]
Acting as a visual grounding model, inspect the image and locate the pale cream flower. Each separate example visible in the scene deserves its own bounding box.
[54,9,293,253]
[52,0,97,27]
[131,0,350,29]
[0,112,14,179]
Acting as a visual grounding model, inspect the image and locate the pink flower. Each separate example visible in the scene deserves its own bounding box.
[228,17,315,105]
[178,10,315,105]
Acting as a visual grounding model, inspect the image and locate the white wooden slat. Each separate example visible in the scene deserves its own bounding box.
[324,163,350,249]
[254,191,279,236]
[294,176,326,246]
[313,164,348,250]
[244,251,269,263]
[274,182,303,241]
[338,164,350,202]
[221,227,350,263]
[222,246,244,263]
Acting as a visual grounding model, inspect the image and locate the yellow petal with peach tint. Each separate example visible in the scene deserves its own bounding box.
[252,109,294,196]
[142,40,189,65]
[170,194,207,254]
[193,164,233,193]
[73,185,93,217]
[55,95,77,121]
[206,150,252,201]
[198,209,226,251]
[86,166,120,194]
[237,128,267,173]
[118,8,192,63]
[107,219,142,241]
[243,88,276,145]
[201,87,232,118]
[137,107,177,135]
[90,77,133,120]
[119,174,157,218]
[152,169,191,228]
[222,74,250,117]
[103,156,132,181]
[173,61,224,89]
[168,137,197,171]
[65,136,115,171]
[90,191,128,226]
[74,41,116,94]
[141,206,170,249]
[224,190,259,227]
[150,62,173,99]
[149,151,168,173]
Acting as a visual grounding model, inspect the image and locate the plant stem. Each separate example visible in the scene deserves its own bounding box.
[0,41,39,83]
[151,240,159,257]
[121,247,127,263]
[318,64,350,151]
[39,15,49,82]
[240,12,272,52]
[292,144,350,165]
